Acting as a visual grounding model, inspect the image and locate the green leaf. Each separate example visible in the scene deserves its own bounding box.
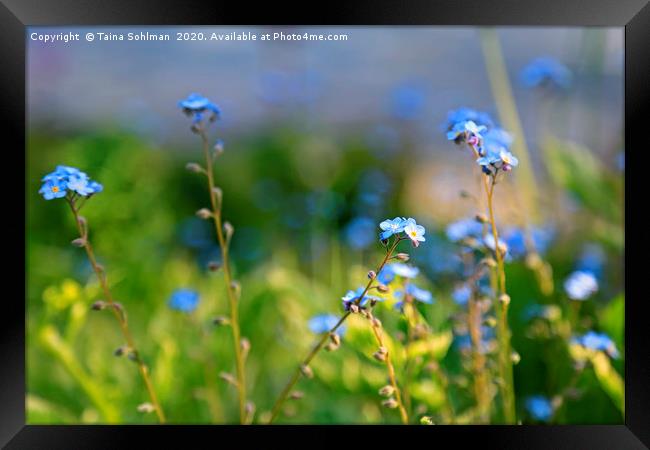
[405,330,453,361]
[599,294,624,351]
[590,352,624,414]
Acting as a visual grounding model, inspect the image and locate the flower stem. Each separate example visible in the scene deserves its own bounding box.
[268,239,401,423]
[66,198,165,423]
[367,311,409,424]
[199,129,247,424]
[485,178,516,423]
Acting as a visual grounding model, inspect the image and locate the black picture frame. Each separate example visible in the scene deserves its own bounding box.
[1,0,648,447]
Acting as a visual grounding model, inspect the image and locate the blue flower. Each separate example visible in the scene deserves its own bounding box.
[452,285,471,306]
[446,218,483,243]
[521,57,572,90]
[380,263,420,284]
[502,226,555,259]
[344,217,376,250]
[445,108,494,131]
[394,283,434,309]
[178,93,221,122]
[39,165,102,200]
[446,120,487,144]
[168,289,200,313]
[525,395,554,422]
[308,314,346,336]
[477,148,519,173]
[564,270,598,300]
[341,287,383,310]
[576,244,606,278]
[403,218,426,247]
[379,217,406,241]
[572,331,619,359]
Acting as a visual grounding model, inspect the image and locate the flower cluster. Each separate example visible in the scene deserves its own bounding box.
[168,289,200,313]
[521,57,572,90]
[178,93,221,126]
[39,166,103,200]
[571,331,619,359]
[379,217,426,247]
[445,108,519,175]
[563,270,598,301]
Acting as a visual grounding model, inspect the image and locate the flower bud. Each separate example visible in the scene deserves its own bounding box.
[212,187,223,207]
[371,317,382,328]
[230,280,241,299]
[484,316,497,328]
[475,213,488,224]
[481,257,497,268]
[137,403,155,414]
[420,416,434,425]
[373,350,387,362]
[376,284,389,293]
[207,261,221,272]
[213,139,225,156]
[396,253,410,262]
[71,237,86,248]
[289,391,304,400]
[219,372,238,387]
[329,333,341,346]
[212,316,230,326]
[241,337,251,358]
[224,221,234,240]
[91,300,107,311]
[325,342,339,352]
[378,385,395,397]
[185,162,204,173]
[196,208,213,220]
[511,351,521,365]
[367,270,376,280]
[498,294,511,306]
[349,304,359,314]
[300,364,314,379]
[382,398,398,409]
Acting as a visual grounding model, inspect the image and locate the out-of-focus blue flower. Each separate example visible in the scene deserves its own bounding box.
[572,331,619,359]
[394,283,434,309]
[308,314,346,337]
[576,244,606,278]
[502,226,555,259]
[483,127,514,150]
[178,93,221,123]
[389,82,426,121]
[342,287,383,310]
[523,304,562,321]
[452,285,471,306]
[521,57,572,90]
[168,289,200,313]
[525,395,554,422]
[564,270,598,300]
[447,120,487,143]
[477,148,519,173]
[617,152,625,172]
[388,262,420,279]
[403,218,426,247]
[446,218,483,243]
[40,165,102,200]
[379,217,407,241]
[454,326,495,354]
[445,107,494,131]
[344,217,376,250]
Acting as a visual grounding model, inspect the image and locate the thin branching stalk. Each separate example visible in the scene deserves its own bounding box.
[66,197,165,423]
[197,129,247,424]
[268,239,402,423]
[367,310,409,424]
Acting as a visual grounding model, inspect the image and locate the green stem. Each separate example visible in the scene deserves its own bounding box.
[268,238,402,423]
[66,198,165,423]
[199,129,247,424]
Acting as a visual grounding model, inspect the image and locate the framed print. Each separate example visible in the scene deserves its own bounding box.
[1,0,648,447]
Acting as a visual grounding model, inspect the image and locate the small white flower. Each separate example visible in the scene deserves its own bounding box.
[403,218,426,247]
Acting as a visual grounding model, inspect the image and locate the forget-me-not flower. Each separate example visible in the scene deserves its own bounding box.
[342,287,383,311]
[178,93,221,123]
[521,57,572,90]
[39,165,103,200]
[452,285,472,306]
[446,218,483,243]
[403,218,426,247]
[445,107,494,131]
[379,217,407,241]
[564,270,598,300]
[572,331,619,359]
[168,289,200,313]
[394,283,434,309]
[525,395,554,422]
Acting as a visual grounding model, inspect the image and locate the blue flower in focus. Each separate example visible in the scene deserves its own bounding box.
[178,93,221,122]
[308,314,346,337]
[39,178,68,200]
[40,165,102,200]
[452,285,471,306]
[445,107,494,131]
[572,331,619,359]
[403,218,426,247]
[525,395,554,422]
[394,283,434,309]
[379,217,406,241]
[564,270,598,300]
[168,289,200,313]
[477,149,519,173]
[342,287,383,310]
[446,218,483,243]
[446,120,487,143]
[521,57,572,90]
[344,217,376,250]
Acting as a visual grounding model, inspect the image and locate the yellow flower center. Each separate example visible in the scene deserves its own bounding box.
[410,231,417,237]
[51,186,59,193]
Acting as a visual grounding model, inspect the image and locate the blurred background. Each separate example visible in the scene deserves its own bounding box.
[27,26,624,424]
